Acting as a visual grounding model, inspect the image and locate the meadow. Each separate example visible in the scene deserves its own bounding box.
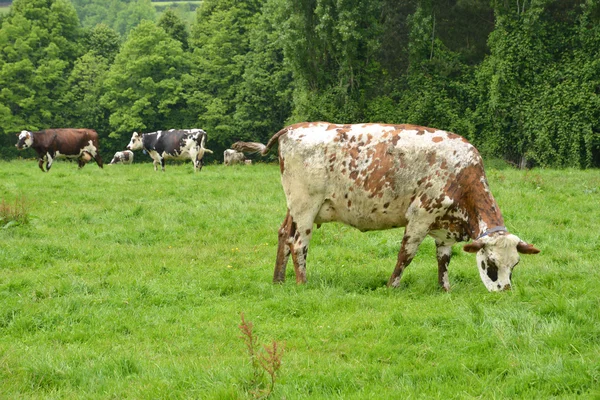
[0,159,598,398]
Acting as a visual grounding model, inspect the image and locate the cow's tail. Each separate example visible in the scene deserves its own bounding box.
[260,127,290,156]
[199,133,213,154]
[231,141,266,154]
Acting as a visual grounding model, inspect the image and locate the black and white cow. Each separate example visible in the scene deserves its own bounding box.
[109,150,134,165]
[126,129,213,172]
[16,128,103,172]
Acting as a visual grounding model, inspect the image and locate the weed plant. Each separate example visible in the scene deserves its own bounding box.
[0,159,598,398]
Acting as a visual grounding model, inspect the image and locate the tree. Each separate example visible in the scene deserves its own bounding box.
[157,8,188,50]
[0,0,83,134]
[233,0,293,147]
[187,0,264,152]
[83,23,121,63]
[100,20,192,141]
[71,0,156,36]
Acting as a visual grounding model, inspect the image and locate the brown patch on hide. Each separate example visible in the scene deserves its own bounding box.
[361,141,396,198]
[432,137,443,143]
[278,149,285,174]
[427,151,437,166]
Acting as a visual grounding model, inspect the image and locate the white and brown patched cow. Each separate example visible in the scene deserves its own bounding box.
[109,150,134,165]
[16,129,103,172]
[223,149,246,165]
[261,122,540,292]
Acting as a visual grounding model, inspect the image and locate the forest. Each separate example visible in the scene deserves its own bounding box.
[0,0,599,167]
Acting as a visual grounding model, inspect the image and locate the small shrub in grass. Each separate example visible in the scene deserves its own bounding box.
[0,195,29,227]
[239,313,284,399]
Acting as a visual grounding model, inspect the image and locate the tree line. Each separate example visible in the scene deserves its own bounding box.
[1,0,599,167]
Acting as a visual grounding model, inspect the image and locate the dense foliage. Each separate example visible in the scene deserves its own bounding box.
[1,0,599,166]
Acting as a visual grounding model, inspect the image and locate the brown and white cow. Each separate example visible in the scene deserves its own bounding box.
[261,122,540,292]
[16,129,103,172]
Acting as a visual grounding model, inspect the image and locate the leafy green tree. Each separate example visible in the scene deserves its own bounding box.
[62,52,113,154]
[187,0,264,151]
[474,0,599,167]
[83,23,121,63]
[233,0,293,146]
[71,0,156,36]
[157,8,188,50]
[281,0,385,123]
[100,20,192,141]
[0,0,83,134]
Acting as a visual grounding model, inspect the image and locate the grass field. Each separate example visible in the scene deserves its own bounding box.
[0,5,10,16]
[0,159,599,398]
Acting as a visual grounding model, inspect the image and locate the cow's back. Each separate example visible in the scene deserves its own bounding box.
[40,129,99,155]
[277,122,483,231]
[144,130,186,153]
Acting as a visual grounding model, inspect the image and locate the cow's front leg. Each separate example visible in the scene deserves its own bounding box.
[46,153,55,171]
[160,158,166,172]
[273,209,292,283]
[435,242,452,291]
[38,157,46,172]
[388,220,430,288]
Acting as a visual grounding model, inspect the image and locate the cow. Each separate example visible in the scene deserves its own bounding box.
[16,129,103,172]
[109,150,134,165]
[126,129,213,172]
[261,122,540,292]
[224,149,246,165]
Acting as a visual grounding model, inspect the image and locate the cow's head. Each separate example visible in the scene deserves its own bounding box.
[16,130,33,150]
[464,233,540,292]
[126,132,143,151]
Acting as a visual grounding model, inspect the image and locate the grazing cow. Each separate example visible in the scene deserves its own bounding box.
[126,129,213,172]
[110,150,134,165]
[16,129,103,172]
[261,122,540,292]
[224,149,246,165]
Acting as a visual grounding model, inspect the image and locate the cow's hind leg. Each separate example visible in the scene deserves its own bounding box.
[288,210,318,284]
[435,242,452,291]
[273,209,292,283]
[38,157,46,172]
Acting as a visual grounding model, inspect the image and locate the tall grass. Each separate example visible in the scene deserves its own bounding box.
[0,159,598,398]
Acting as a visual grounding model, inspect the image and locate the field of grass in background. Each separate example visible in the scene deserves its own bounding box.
[0,159,598,398]
[0,5,10,15]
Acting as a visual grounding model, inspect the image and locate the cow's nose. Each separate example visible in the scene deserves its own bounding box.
[503,284,512,291]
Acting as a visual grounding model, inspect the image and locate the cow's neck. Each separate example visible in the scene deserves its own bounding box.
[458,189,505,240]
[451,164,505,240]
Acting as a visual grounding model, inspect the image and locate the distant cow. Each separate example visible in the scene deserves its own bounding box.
[16,129,103,172]
[110,150,134,165]
[126,129,213,172]
[261,122,540,292]
[224,149,245,165]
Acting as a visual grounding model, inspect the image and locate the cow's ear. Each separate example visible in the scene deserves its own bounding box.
[463,240,485,253]
[517,241,540,254]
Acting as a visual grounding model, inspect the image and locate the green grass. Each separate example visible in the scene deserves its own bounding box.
[0,6,10,16]
[0,159,599,398]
